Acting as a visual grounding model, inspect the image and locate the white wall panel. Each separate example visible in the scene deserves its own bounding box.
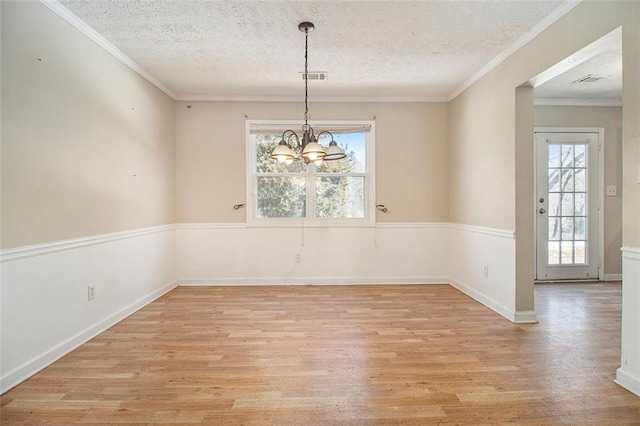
[448,224,524,322]
[0,226,176,393]
[176,223,449,285]
[616,246,640,396]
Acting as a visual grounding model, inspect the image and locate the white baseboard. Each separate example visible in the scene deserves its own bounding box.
[178,277,449,286]
[448,278,515,322]
[615,368,640,397]
[604,273,623,281]
[0,281,177,394]
[514,311,539,324]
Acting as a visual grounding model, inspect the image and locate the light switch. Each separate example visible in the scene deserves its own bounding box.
[606,185,617,196]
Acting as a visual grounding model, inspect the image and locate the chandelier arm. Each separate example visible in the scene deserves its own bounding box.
[316,130,335,142]
[282,130,301,149]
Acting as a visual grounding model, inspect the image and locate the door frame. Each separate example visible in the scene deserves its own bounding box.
[533,127,605,281]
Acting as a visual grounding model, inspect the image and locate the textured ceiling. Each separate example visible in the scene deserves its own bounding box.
[535,42,622,103]
[56,0,572,100]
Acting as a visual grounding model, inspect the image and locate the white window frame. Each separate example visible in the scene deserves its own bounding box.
[246,119,376,227]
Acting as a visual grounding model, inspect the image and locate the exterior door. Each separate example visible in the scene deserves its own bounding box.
[535,131,599,280]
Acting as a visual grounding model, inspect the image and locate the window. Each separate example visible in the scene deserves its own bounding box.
[246,120,375,226]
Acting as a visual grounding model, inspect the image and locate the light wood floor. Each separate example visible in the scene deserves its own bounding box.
[2,283,639,424]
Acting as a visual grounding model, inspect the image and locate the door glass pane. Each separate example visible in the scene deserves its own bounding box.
[574,217,586,240]
[574,241,586,263]
[549,217,560,241]
[562,217,574,240]
[574,145,586,167]
[561,169,574,192]
[549,145,561,168]
[575,193,586,215]
[549,193,561,216]
[548,242,560,265]
[561,193,574,216]
[549,169,561,192]
[574,169,586,191]
[561,241,573,264]
[561,145,574,167]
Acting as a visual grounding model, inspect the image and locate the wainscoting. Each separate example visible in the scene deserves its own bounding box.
[616,246,640,397]
[0,226,177,393]
[175,222,519,321]
[176,223,450,286]
[448,224,518,322]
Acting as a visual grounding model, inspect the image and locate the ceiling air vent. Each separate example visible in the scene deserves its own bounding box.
[574,74,605,83]
[301,72,328,81]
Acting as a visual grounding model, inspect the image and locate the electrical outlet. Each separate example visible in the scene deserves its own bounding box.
[295,254,302,263]
[606,185,617,196]
[88,285,96,301]
[483,266,489,277]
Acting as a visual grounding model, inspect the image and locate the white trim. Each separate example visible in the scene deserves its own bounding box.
[604,273,623,281]
[176,222,463,231]
[448,223,515,239]
[179,277,448,286]
[534,98,622,107]
[0,224,176,263]
[448,0,582,101]
[616,368,640,398]
[376,222,448,229]
[621,246,640,261]
[176,223,247,230]
[0,280,178,394]
[245,221,377,228]
[449,278,515,322]
[39,0,175,99]
[175,95,448,103]
[514,311,539,324]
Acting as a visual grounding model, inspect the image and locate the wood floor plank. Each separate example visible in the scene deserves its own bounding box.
[2,283,639,424]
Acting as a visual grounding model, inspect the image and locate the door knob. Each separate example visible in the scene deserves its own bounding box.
[539,208,546,214]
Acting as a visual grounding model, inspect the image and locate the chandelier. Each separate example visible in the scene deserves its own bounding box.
[270,22,346,165]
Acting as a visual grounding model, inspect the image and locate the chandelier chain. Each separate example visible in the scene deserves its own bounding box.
[268,22,346,164]
[304,26,309,126]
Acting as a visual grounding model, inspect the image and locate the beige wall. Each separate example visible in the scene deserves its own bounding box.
[176,101,448,223]
[1,1,176,249]
[534,105,623,275]
[449,2,639,237]
[449,1,639,313]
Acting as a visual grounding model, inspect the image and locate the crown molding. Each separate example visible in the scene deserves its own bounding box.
[173,95,449,103]
[534,97,622,107]
[39,0,176,99]
[447,0,582,102]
